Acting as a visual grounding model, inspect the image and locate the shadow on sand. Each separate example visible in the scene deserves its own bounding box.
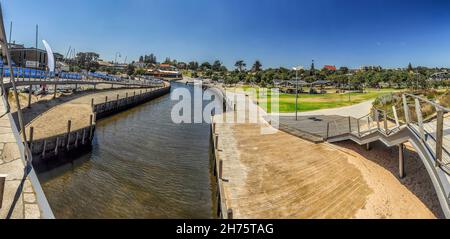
[334,140,445,218]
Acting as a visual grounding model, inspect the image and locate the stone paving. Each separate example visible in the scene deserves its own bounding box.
[0,96,42,219]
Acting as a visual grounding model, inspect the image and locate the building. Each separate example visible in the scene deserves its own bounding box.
[4,43,62,70]
[145,64,182,80]
[323,65,337,71]
[133,62,147,68]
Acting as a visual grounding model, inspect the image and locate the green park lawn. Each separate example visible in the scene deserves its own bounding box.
[226,87,400,113]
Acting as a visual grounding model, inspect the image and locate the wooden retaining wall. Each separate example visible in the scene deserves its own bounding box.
[93,86,171,120]
[30,85,171,162]
[210,117,233,219]
[29,117,96,162]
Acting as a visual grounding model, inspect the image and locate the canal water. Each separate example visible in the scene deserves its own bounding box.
[36,83,217,219]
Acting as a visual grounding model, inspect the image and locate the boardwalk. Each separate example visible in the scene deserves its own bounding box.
[213,91,442,218]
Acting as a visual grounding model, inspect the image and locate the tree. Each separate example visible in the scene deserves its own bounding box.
[338,67,349,75]
[188,61,199,70]
[126,64,136,76]
[164,57,172,64]
[220,66,228,72]
[144,54,157,64]
[212,60,222,71]
[408,63,413,72]
[252,60,262,72]
[135,68,146,75]
[235,60,246,72]
[310,60,315,76]
[200,62,212,70]
[75,52,100,71]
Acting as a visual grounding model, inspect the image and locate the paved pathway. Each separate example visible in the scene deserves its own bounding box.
[273,100,374,119]
[0,96,42,219]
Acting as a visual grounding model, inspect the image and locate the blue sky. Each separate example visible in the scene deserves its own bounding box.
[2,0,450,69]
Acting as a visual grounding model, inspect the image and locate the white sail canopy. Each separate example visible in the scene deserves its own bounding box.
[42,40,55,73]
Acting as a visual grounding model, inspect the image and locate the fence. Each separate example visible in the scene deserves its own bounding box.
[403,94,450,174]
[1,66,82,79]
[326,93,450,175]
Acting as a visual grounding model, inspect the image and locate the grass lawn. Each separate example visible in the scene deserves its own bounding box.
[226,87,400,113]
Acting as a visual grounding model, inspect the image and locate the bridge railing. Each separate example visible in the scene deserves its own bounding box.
[1,67,162,89]
[326,100,408,138]
[1,66,82,80]
[403,93,450,174]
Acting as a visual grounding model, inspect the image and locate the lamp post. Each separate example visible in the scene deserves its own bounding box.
[293,66,304,121]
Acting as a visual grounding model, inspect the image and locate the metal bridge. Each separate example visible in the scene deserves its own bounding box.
[325,93,450,218]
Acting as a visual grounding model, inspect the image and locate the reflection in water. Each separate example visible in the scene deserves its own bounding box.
[37,83,216,218]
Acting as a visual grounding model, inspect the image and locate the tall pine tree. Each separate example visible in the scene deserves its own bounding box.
[310,60,315,76]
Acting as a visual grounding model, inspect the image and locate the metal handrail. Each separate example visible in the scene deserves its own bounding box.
[404,93,450,113]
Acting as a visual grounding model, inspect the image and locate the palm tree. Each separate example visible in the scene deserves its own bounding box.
[252,60,262,72]
[235,60,246,72]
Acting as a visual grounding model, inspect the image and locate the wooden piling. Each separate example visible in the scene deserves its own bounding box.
[219,160,223,179]
[89,115,94,140]
[215,134,219,149]
[54,138,59,155]
[82,128,86,145]
[75,132,79,148]
[66,120,72,150]
[227,209,233,219]
[42,140,47,158]
[0,174,5,208]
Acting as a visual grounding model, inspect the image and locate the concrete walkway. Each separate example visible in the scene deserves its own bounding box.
[0,97,42,219]
[273,100,375,119]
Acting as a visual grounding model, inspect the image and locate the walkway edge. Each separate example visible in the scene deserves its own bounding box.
[1,95,54,219]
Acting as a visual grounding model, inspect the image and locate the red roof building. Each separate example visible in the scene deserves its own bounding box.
[323,65,337,71]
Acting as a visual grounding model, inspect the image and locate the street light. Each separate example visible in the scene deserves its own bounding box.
[293,66,304,121]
